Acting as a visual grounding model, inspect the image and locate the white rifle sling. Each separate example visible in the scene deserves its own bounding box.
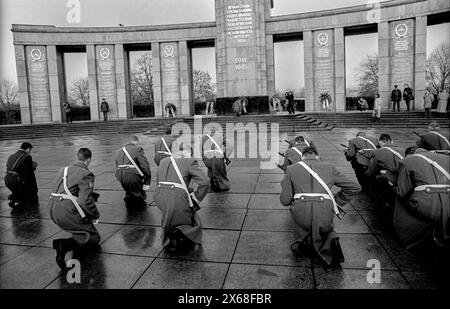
[358,136,377,149]
[164,156,194,207]
[157,137,172,156]
[206,134,224,156]
[412,154,450,181]
[304,139,310,147]
[429,131,450,148]
[297,161,340,216]
[292,147,303,157]
[51,167,86,218]
[383,147,404,160]
[122,147,144,177]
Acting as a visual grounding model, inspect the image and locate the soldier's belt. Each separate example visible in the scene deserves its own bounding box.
[156,151,171,155]
[294,193,332,201]
[50,193,86,218]
[158,181,186,191]
[117,165,138,170]
[414,184,450,193]
[6,171,19,177]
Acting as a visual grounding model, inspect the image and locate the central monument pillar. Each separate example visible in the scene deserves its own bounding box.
[215,0,269,114]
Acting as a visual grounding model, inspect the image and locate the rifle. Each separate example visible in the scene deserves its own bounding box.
[278,152,285,157]
[412,131,421,137]
[340,144,348,148]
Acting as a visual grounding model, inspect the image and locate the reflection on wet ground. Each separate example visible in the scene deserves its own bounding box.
[0,127,448,289]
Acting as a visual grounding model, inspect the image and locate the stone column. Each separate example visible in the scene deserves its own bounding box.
[96,45,117,119]
[303,31,314,112]
[160,42,181,117]
[378,21,390,111]
[214,0,269,114]
[152,43,163,117]
[86,45,99,121]
[390,19,415,111]
[334,27,345,111]
[265,34,275,96]
[25,45,52,123]
[14,44,31,124]
[47,45,62,122]
[414,15,427,111]
[179,41,191,116]
[115,44,128,119]
[312,29,335,112]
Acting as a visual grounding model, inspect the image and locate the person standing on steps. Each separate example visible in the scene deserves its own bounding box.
[391,85,402,112]
[64,101,73,123]
[100,98,109,121]
[403,83,414,112]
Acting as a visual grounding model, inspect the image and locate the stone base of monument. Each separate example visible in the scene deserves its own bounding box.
[215,96,269,115]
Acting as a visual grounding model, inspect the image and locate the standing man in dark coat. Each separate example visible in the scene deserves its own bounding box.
[154,145,210,252]
[391,85,402,112]
[366,134,405,211]
[63,101,73,123]
[4,142,38,208]
[49,148,100,270]
[403,83,414,112]
[394,147,449,250]
[285,91,295,115]
[415,121,450,151]
[280,147,361,267]
[100,98,109,121]
[344,132,379,192]
[201,133,232,192]
[114,135,151,209]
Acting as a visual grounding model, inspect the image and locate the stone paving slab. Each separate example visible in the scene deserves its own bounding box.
[0,128,447,289]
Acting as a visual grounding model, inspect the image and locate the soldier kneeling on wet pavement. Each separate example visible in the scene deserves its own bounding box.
[280,147,361,268]
[114,135,151,210]
[49,148,100,270]
[154,143,210,253]
[4,142,38,208]
[366,133,405,214]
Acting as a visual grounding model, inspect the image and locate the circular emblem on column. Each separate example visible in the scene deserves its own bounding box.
[30,48,42,61]
[164,44,175,58]
[318,33,329,46]
[99,48,110,60]
[395,23,408,38]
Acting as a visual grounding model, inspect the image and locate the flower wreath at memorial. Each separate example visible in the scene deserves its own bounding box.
[320,92,332,110]
[165,103,177,112]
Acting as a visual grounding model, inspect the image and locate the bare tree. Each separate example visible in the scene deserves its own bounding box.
[0,79,19,111]
[130,52,153,105]
[192,69,216,102]
[68,78,89,106]
[426,43,450,94]
[355,53,378,97]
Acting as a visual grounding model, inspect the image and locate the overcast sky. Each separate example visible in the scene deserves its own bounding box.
[0,0,448,92]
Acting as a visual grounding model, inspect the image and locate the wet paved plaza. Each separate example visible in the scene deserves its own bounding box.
[0,127,448,289]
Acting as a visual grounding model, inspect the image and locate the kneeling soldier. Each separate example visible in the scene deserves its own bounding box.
[154,144,210,252]
[366,133,405,212]
[279,135,315,171]
[114,135,151,209]
[394,146,449,250]
[49,148,100,270]
[201,133,232,192]
[280,147,361,267]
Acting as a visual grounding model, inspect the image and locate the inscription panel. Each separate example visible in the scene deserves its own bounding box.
[313,30,335,111]
[160,42,181,111]
[26,46,51,122]
[96,45,117,118]
[390,20,415,89]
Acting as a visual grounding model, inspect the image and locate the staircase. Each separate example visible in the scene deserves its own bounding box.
[303,111,449,128]
[151,114,332,135]
[0,118,181,141]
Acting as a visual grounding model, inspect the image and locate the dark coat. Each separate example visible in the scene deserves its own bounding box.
[366,146,405,185]
[394,150,449,249]
[416,131,450,151]
[280,157,360,265]
[391,89,402,101]
[154,157,210,246]
[49,161,100,245]
[4,150,38,202]
[345,136,379,167]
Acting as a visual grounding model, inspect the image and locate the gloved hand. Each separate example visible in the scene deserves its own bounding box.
[92,219,99,225]
[143,185,150,191]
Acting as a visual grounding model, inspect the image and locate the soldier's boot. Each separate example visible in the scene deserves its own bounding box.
[330,238,345,265]
[53,238,78,270]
